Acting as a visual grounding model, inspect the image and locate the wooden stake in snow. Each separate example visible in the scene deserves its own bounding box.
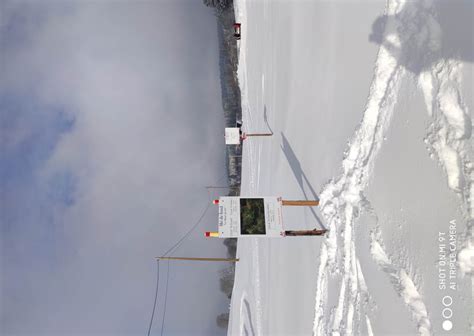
[241,132,273,139]
[281,200,319,206]
[283,228,327,236]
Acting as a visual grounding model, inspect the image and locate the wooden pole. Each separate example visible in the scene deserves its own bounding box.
[284,229,327,236]
[205,186,238,189]
[156,257,239,263]
[282,200,319,206]
[244,133,273,137]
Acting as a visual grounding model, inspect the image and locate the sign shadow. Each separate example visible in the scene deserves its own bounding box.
[280,133,326,230]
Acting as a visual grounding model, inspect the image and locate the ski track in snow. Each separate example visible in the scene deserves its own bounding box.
[420,59,473,275]
[393,0,474,275]
[407,0,474,277]
[313,0,437,335]
[365,315,374,336]
[253,240,263,336]
[314,0,473,334]
[313,0,407,333]
[370,231,431,335]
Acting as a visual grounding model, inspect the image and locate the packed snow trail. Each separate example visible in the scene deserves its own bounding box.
[420,59,473,275]
[395,0,474,276]
[313,0,407,332]
[370,231,431,335]
[313,0,436,335]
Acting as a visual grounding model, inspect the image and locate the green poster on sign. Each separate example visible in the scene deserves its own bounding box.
[239,198,266,235]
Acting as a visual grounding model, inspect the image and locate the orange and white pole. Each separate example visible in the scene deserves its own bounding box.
[205,231,219,238]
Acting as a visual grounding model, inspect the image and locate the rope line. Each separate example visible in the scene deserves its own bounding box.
[160,260,171,336]
[147,193,215,335]
[161,201,212,258]
[146,172,227,335]
[147,260,160,336]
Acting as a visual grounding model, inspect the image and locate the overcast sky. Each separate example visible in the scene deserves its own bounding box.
[0,1,230,335]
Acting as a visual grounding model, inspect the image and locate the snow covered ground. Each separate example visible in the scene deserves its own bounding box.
[229,1,473,335]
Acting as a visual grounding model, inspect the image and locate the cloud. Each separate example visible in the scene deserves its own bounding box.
[1,1,228,335]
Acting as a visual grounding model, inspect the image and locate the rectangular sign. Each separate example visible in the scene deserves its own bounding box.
[218,197,284,237]
[225,128,240,145]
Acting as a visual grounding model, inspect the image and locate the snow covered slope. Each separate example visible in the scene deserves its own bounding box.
[230,1,472,335]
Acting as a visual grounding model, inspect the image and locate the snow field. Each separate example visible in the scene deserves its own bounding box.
[230,0,472,334]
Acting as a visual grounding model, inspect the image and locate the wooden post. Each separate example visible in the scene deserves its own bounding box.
[244,133,273,137]
[284,229,327,236]
[281,200,319,206]
[156,257,239,263]
[205,186,239,189]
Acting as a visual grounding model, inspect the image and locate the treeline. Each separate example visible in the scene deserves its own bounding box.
[203,0,242,331]
[214,0,242,190]
[203,0,231,12]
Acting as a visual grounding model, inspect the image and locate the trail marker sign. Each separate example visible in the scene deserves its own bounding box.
[225,128,241,145]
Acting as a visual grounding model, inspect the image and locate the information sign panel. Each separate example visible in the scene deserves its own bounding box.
[225,128,241,145]
[218,197,284,237]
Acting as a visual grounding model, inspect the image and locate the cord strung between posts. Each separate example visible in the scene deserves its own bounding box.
[147,198,213,335]
[161,201,212,258]
[146,175,226,334]
[160,260,170,336]
[147,259,160,336]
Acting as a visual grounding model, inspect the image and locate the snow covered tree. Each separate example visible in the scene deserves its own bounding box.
[216,313,229,328]
[219,266,235,299]
[203,0,230,12]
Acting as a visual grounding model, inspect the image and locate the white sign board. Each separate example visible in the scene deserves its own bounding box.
[225,128,240,145]
[218,197,284,237]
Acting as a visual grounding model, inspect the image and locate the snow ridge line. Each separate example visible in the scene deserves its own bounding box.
[252,239,263,336]
[365,315,374,336]
[239,293,247,336]
[370,231,431,335]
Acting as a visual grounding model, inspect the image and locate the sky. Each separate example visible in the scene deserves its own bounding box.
[0,1,230,335]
